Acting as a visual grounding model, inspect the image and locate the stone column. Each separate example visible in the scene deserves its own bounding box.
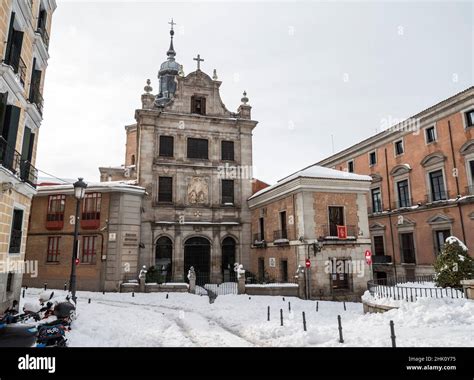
[188,266,196,294]
[460,280,474,299]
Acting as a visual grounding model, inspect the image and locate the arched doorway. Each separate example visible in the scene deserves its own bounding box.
[184,237,211,285]
[221,237,236,282]
[155,237,172,282]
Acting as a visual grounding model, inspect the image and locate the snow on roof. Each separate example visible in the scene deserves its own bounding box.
[38,180,145,193]
[250,165,372,199]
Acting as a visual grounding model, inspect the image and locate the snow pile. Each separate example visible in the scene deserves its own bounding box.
[445,236,468,252]
[18,288,474,347]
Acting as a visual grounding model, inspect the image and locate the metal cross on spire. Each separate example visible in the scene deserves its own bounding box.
[193,54,204,70]
[168,18,176,31]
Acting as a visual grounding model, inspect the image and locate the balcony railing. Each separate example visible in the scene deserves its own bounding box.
[0,137,37,188]
[273,229,289,241]
[391,198,413,209]
[368,201,384,215]
[29,90,44,116]
[18,57,27,87]
[372,255,393,264]
[320,225,358,239]
[425,190,449,203]
[253,233,264,242]
[36,27,50,50]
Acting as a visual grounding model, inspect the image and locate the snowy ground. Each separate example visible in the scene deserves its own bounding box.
[20,288,474,347]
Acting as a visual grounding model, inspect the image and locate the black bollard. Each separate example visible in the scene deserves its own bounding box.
[103,290,105,295]
[280,309,283,326]
[282,297,285,302]
[302,312,307,332]
[64,283,67,291]
[249,297,251,300]
[132,292,135,297]
[22,288,25,298]
[390,320,396,348]
[44,283,47,290]
[88,298,91,304]
[267,306,270,321]
[343,301,346,311]
[316,301,319,312]
[166,294,169,299]
[288,302,291,312]
[338,315,344,343]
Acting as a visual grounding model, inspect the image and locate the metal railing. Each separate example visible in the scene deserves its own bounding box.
[367,275,464,301]
[36,27,50,50]
[29,90,44,116]
[320,224,358,238]
[368,200,383,214]
[253,233,264,242]
[372,255,392,264]
[273,229,288,240]
[18,57,27,87]
[391,198,413,209]
[0,137,38,187]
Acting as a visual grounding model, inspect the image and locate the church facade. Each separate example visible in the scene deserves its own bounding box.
[102,22,257,285]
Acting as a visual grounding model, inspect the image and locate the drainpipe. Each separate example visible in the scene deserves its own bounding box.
[447,120,466,242]
[384,148,397,278]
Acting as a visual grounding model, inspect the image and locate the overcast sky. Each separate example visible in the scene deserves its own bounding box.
[37,0,473,185]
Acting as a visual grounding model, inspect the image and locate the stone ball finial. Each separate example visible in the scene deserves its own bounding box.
[212,69,218,80]
[144,79,153,94]
[241,91,249,105]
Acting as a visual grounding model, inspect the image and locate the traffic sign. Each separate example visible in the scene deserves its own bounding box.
[305,259,311,268]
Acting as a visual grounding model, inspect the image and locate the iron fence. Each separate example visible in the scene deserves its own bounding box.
[367,275,464,301]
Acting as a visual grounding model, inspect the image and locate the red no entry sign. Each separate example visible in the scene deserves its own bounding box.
[305,259,311,268]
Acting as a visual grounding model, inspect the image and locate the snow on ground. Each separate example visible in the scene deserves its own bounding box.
[19,288,474,347]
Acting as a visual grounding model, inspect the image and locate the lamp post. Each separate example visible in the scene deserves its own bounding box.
[69,177,87,304]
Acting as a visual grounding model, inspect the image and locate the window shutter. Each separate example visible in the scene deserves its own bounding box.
[0,92,8,136]
[4,13,15,65]
[21,127,31,161]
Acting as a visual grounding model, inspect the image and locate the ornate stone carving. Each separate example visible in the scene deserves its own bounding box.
[187,177,209,205]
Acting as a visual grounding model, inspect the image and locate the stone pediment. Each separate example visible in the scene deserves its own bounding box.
[370,173,383,183]
[390,164,411,177]
[369,222,386,231]
[420,152,446,168]
[460,140,474,156]
[427,213,454,225]
[396,216,416,227]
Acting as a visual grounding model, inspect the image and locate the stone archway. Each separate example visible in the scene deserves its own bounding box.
[184,237,211,285]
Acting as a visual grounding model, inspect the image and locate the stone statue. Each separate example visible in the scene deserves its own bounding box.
[187,177,208,205]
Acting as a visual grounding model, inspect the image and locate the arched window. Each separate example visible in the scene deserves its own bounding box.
[222,237,236,281]
[155,237,172,282]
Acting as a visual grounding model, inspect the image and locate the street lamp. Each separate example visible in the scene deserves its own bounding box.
[69,177,87,304]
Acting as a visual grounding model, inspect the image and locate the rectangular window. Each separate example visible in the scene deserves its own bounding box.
[371,188,382,213]
[400,233,416,264]
[4,13,24,74]
[395,140,404,155]
[158,177,173,203]
[396,179,410,207]
[187,138,208,159]
[373,236,385,256]
[259,217,265,241]
[82,192,101,220]
[466,109,474,128]
[81,236,96,264]
[221,141,234,161]
[221,179,234,204]
[9,209,23,254]
[191,96,206,115]
[1,103,21,170]
[369,151,377,166]
[425,126,436,143]
[159,136,174,157]
[47,195,66,222]
[328,206,344,237]
[6,272,13,292]
[434,230,451,256]
[280,211,287,239]
[347,160,354,173]
[47,236,60,262]
[429,170,446,201]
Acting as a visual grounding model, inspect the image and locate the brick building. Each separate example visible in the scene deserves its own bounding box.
[23,181,145,291]
[0,0,56,311]
[248,166,372,300]
[317,87,474,280]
